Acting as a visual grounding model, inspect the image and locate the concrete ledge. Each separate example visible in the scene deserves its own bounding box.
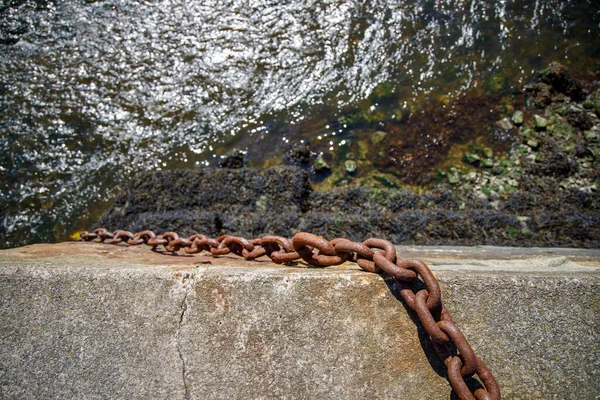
[1,243,599,399]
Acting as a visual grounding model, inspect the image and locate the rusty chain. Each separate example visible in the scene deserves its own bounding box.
[80,228,500,400]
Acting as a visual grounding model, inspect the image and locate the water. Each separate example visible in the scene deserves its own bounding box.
[1,0,598,248]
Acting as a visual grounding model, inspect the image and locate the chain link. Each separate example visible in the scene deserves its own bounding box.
[79,228,500,400]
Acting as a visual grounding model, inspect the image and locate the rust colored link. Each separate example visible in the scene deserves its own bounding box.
[107,230,134,244]
[79,231,97,241]
[195,236,218,248]
[185,236,218,254]
[159,232,181,250]
[212,236,254,256]
[181,234,207,253]
[295,245,350,267]
[215,235,228,243]
[242,246,267,260]
[473,357,501,400]
[332,238,373,266]
[162,232,180,241]
[357,238,396,273]
[95,228,114,242]
[270,249,302,264]
[446,356,500,400]
[129,230,155,245]
[132,230,156,244]
[430,305,459,361]
[261,236,301,263]
[161,232,182,252]
[397,280,417,310]
[188,234,208,242]
[223,236,255,251]
[94,228,112,236]
[167,237,193,252]
[446,356,477,400]
[413,289,450,345]
[211,236,233,255]
[292,232,336,256]
[397,258,442,312]
[148,235,168,247]
[438,320,478,378]
[292,232,349,267]
[261,236,295,253]
[373,252,418,281]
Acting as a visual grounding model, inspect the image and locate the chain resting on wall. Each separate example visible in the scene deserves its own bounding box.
[80,228,501,400]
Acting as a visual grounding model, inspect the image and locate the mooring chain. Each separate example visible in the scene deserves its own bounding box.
[80,228,500,400]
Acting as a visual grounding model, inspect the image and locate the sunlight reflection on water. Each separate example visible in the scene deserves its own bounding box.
[0,0,598,246]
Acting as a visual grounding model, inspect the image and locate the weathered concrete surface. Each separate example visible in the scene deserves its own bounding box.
[1,243,599,400]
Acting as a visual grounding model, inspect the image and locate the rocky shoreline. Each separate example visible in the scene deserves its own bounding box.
[97,63,600,248]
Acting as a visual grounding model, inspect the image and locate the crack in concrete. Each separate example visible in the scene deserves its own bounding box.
[177,273,192,400]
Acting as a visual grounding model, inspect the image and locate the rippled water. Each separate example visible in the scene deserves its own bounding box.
[1,0,598,247]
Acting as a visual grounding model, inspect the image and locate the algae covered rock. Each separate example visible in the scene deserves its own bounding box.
[511,110,524,125]
[371,130,388,144]
[344,160,358,174]
[534,115,548,129]
[313,155,331,172]
[540,61,586,101]
[495,118,513,131]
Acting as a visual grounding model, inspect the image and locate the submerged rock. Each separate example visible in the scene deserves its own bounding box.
[483,147,494,159]
[511,110,524,125]
[463,153,481,165]
[313,155,331,172]
[344,160,357,174]
[534,115,548,129]
[496,118,513,131]
[288,141,311,164]
[219,151,245,169]
[566,107,594,131]
[371,130,388,144]
[481,159,494,168]
[526,139,539,149]
[540,62,586,101]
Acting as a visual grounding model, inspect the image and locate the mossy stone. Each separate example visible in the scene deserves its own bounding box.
[511,110,524,125]
[483,147,494,159]
[487,73,506,92]
[314,155,331,172]
[344,160,357,173]
[481,159,494,168]
[521,128,536,139]
[527,139,540,149]
[371,131,388,144]
[463,153,481,165]
[534,115,548,129]
[583,99,594,109]
[584,130,598,140]
[496,118,513,131]
[517,144,531,154]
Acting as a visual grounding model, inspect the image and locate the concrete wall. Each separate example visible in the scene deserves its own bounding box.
[1,242,599,399]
